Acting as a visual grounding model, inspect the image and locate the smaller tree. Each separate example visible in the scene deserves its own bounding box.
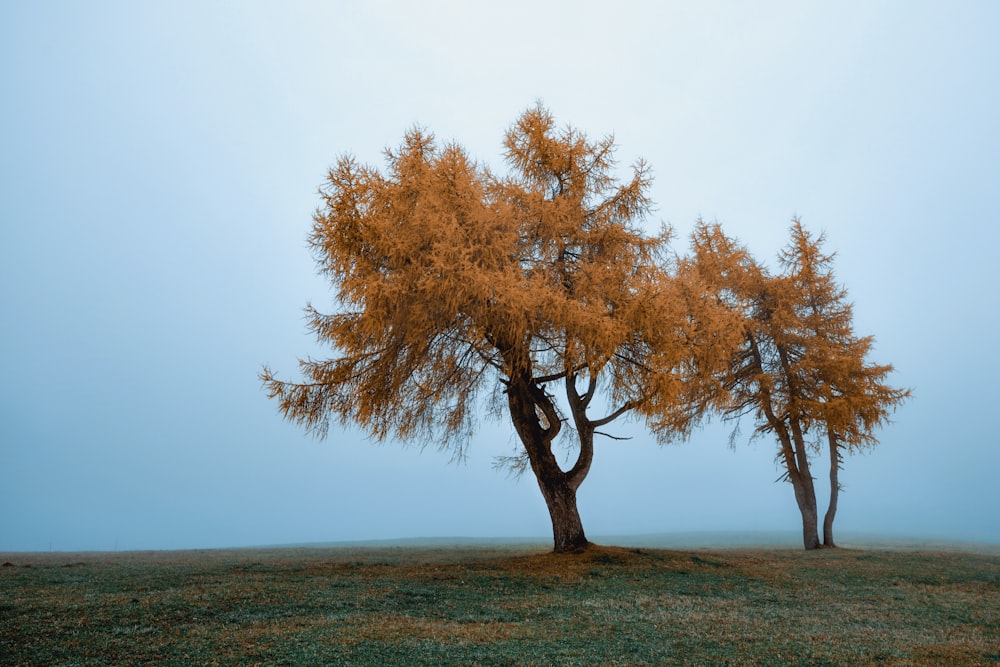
[690,219,909,549]
[688,221,822,548]
[778,221,910,547]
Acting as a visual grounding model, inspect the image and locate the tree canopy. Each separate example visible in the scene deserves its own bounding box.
[263,105,907,552]
[262,104,734,551]
[688,219,910,548]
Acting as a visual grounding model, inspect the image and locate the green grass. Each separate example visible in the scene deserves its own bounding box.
[2,544,997,665]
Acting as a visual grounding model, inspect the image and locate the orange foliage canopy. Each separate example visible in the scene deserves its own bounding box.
[261,104,908,551]
[688,219,909,548]
[262,104,735,457]
[262,104,743,551]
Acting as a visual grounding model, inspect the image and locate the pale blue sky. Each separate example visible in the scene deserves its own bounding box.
[2,1,998,551]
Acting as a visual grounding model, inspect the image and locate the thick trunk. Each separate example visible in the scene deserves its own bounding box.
[536,476,589,552]
[823,430,840,548]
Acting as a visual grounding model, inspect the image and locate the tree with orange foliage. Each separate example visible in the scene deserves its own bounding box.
[262,105,734,552]
[778,221,910,547]
[690,220,908,549]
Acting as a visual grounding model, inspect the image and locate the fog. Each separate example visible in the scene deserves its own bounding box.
[2,1,998,551]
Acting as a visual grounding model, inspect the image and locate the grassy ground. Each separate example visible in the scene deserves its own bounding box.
[1,543,997,665]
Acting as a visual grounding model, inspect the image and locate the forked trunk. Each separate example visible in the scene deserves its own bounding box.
[823,430,840,548]
[506,374,591,553]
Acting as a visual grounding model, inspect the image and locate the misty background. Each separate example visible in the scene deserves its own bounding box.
[2,1,998,551]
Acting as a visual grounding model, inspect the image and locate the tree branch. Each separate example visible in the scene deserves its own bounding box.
[533,369,569,384]
[613,352,654,374]
[533,362,586,385]
[582,372,598,407]
[595,430,632,441]
[591,399,640,427]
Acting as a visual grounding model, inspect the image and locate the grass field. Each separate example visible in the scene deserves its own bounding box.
[2,542,997,665]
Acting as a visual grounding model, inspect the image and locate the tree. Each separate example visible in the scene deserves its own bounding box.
[688,222,824,548]
[690,220,909,549]
[261,105,730,552]
[777,221,910,547]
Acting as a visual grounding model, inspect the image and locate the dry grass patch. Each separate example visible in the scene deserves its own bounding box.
[2,544,997,665]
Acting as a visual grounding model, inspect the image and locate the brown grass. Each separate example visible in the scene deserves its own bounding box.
[2,543,997,665]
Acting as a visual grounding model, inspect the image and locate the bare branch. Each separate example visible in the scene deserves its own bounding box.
[591,399,639,428]
[595,430,632,441]
[533,362,586,385]
[582,373,598,407]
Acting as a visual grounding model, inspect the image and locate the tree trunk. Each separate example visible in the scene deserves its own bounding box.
[784,450,821,550]
[506,374,591,553]
[765,408,821,550]
[792,482,821,550]
[823,430,840,547]
[752,335,820,550]
[536,476,589,552]
[788,417,821,550]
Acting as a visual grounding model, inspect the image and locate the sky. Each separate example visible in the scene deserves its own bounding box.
[2,1,998,552]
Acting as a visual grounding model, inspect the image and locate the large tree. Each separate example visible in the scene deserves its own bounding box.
[689,220,908,549]
[262,105,731,552]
